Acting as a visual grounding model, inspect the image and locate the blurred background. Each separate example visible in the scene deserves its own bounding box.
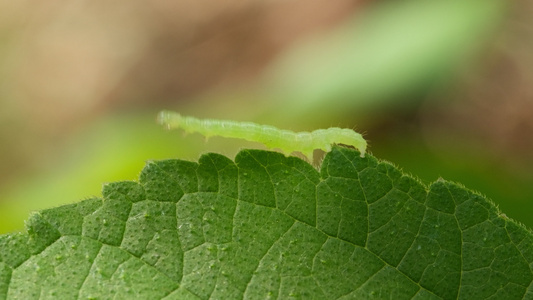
[1,0,532,233]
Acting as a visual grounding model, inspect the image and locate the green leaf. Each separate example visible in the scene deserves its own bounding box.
[1,147,532,299]
[264,0,506,117]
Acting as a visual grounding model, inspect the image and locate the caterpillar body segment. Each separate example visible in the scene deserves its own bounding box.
[158,110,367,161]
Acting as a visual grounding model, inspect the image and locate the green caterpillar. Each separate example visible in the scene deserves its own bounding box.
[157,110,367,161]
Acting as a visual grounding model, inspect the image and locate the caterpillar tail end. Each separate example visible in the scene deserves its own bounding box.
[359,149,366,158]
[359,147,366,158]
[359,140,367,158]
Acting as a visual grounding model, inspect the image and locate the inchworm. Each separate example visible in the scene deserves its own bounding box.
[157,110,367,161]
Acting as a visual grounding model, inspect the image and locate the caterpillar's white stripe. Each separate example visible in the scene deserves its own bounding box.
[157,110,367,160]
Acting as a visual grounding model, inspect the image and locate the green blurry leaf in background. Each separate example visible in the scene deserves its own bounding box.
[192,0,506,124]
[1,147,532,299]
[263,0,506,119]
